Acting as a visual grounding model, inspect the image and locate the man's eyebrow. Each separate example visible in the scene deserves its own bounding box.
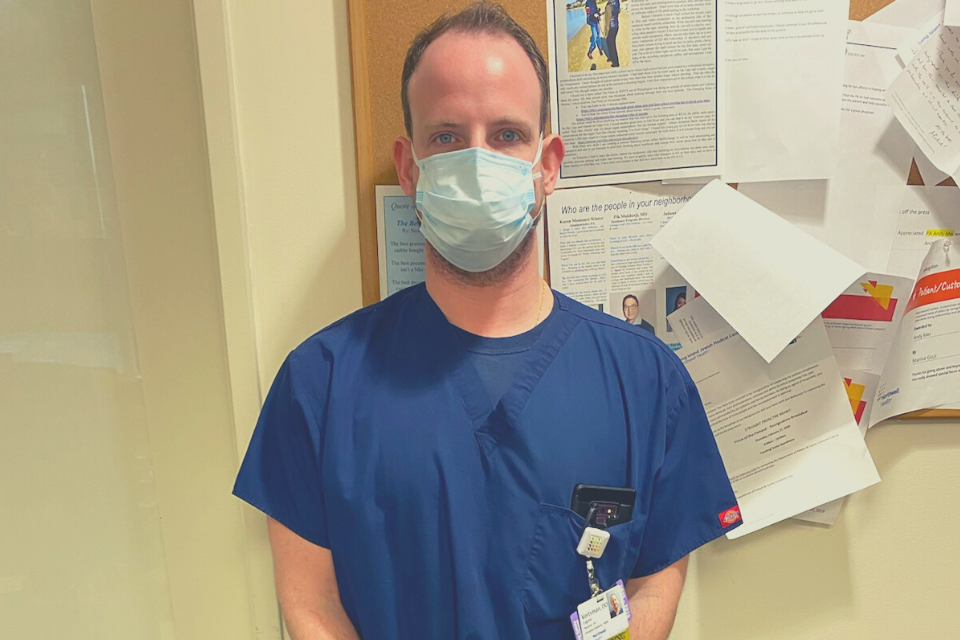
[420,119,536,133]
[490,118,532,130]
[422,121,463,130]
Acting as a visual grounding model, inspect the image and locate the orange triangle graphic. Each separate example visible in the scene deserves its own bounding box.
[861,281,894,310]
[844,378,865,416]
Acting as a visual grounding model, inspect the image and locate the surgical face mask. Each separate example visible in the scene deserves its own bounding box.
[412,138,543,273]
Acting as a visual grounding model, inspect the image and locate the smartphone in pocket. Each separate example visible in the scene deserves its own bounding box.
[570,484,636,528]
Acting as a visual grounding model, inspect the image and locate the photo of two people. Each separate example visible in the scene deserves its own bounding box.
[563,0,631,72]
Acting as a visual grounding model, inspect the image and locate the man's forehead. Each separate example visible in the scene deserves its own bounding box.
[415,30,536,78]
[407,30,540,124]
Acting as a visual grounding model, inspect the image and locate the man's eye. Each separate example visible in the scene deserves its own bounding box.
[436,133,454,144]
[500,130,520,142]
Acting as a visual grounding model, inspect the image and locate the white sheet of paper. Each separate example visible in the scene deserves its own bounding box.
[668,293,728,350]
[849,22,919,85]
[913,144,954,183]
[546,184,701,349]
[722,0,849,183]
[794,497,846,526]
[673,302,880,538]
[671,299,884,433]
[738,22,917,273]
[672,298,871,529]
[873,238,960,424]
[896,11,943,65]
[821,273,915,374]
[946,0,960,26]
[887,186,960,278]
[866,0,944,29]
[650,181,866,362]
[887,26,960,176]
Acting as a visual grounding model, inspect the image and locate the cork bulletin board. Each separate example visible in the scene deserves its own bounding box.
[346,0,960,419]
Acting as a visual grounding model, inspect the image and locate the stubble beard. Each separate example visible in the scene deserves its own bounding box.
[426,220,539,288]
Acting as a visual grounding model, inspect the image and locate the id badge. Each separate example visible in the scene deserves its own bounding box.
[569,580,631,640]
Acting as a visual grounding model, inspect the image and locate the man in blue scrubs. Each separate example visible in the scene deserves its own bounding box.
[233,3,741,639]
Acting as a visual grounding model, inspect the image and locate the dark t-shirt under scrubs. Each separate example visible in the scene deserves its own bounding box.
[234,283,740,639]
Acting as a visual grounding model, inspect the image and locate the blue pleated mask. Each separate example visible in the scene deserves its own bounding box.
[413,139,544,273]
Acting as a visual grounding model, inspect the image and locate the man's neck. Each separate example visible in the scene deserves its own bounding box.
[425,249,549,338]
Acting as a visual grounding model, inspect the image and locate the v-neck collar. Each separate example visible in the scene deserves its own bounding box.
[415,285,581,455]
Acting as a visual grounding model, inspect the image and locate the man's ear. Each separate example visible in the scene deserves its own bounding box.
[539,133,565,196]
[393,136,418,198]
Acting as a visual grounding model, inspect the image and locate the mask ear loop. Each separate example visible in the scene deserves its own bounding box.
[532,196,546,224]
[531,136,544,180]
[531,136,547,222]
[408,140,427,225]
[409,139,423,168]
[528,135,547,224]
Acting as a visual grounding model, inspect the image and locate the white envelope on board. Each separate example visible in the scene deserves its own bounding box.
[650,181,866,362]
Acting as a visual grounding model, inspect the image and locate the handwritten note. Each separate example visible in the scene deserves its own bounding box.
[896,11,943,66]
[887,26,960,176]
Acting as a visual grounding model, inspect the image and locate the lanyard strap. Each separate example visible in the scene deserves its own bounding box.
[586,559,602,597]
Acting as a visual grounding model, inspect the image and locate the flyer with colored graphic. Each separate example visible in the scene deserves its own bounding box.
[671,298,880,538]
[820,273,914,375]
[841,370,881,436]
[872,239,960,425]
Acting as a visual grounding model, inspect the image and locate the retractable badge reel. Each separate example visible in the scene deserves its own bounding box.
[568,485,636,640]
[578,503,617,596]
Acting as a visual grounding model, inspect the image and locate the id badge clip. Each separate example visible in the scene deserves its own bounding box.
[578,528,608,598]
[578,502,620,596]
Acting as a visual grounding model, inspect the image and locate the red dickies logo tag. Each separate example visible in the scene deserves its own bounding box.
[718,506,741,528]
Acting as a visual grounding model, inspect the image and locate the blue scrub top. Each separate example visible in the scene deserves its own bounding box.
[234,283,739,639]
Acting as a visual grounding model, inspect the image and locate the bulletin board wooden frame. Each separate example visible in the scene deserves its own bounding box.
[346,0,960,420]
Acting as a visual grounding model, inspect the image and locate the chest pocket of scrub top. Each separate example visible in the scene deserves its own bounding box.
[520,503,633,623]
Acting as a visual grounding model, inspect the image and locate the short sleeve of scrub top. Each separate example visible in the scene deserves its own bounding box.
[234,351,329,548]
[631,368,735,577]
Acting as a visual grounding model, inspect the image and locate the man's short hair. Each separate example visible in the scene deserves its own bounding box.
[401,1,549,137]
[622,294,639,306]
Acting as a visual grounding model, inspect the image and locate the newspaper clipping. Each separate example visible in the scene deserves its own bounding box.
[546,184,699,348]
[546,0,723,186]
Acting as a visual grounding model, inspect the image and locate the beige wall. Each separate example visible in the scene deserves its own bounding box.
[194,0,362,637]
[199,2,960,639]
[674,419,960,639]
[1,1,177,635]
[90,0,257,638]
[226,0,363,383]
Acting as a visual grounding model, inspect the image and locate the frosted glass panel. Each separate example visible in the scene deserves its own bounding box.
[0,1,175,638]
